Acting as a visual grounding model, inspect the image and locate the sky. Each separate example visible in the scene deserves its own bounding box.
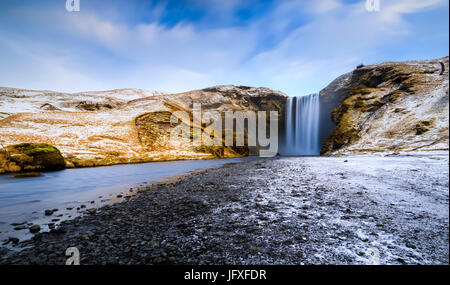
[0,0,448,96]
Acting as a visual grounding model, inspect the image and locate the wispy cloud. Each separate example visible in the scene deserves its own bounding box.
[0,0,448,94]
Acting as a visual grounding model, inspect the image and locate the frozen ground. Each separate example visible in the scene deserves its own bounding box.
[269,152,449,264]
[0,152,448,264]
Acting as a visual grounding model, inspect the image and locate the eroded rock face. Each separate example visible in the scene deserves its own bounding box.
[320,56,449,155]
[0,85,286,169]
[132,86,286,159]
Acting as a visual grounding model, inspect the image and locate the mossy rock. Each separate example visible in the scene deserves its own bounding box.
[359,88,375,95]
[388,90,403,103]
[415,124,429,135]
[352,97,384,112]
[400,79,417,94]
[415,120,433,135]
[12,143,66,171]
[421,120,433,126]
[194,145,226,158]
[328,112,362,149]
[194,144,249,158]
[362,99,385,112]
[392,74,410,84]
[331,98,352,123]
[394,108,407,113]
[357,95,376,101]
[13,143,59,155]
[230,146,249,156]
[354,100,365,108]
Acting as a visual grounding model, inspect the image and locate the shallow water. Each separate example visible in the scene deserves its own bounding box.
[0,157,248,242]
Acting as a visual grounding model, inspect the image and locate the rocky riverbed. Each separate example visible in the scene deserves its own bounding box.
[0,152,448,265]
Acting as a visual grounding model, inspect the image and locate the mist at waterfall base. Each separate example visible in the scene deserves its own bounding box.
[280,94,321,156]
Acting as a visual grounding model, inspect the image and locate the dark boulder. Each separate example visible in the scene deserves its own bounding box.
[0,143,66,173]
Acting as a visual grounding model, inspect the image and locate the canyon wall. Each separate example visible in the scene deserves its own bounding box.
[0,85,286,172]
[320,56,449,155]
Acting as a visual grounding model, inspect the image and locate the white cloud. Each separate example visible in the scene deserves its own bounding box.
[0,0,447,94]
[385,0,445,14]
[379,0,447,24]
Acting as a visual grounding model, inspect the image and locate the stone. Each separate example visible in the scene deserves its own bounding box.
[8,237,19,244]
[13,225,26,231]
[87,208,97,215]
[9,143,66,171]
[29,225,41,234]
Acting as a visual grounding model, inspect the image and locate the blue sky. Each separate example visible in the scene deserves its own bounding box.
[0,0,448,95]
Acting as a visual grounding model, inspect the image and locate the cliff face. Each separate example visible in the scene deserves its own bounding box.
[320,56,449,155]
[0,85,286,172]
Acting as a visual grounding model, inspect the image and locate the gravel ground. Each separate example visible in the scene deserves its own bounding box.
[0,153,448,265]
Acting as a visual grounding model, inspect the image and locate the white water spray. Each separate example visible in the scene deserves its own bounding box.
[281,94,320,155]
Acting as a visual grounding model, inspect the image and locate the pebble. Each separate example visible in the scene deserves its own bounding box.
[87,209,97,215]
[8,237,19,244]
[0,156,447,265]
[13,225,27,231]
[29,225,40,234]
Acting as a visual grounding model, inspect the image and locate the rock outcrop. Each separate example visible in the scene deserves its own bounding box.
[0,85,286,171]
[0,143,65,173]
[320,56,449,154]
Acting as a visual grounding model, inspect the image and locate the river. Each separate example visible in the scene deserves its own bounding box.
[0,157,249,243]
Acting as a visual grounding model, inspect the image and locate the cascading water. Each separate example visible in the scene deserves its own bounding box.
[281,94,320,155]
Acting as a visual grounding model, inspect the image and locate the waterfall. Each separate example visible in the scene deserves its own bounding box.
[281,94,320,155]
